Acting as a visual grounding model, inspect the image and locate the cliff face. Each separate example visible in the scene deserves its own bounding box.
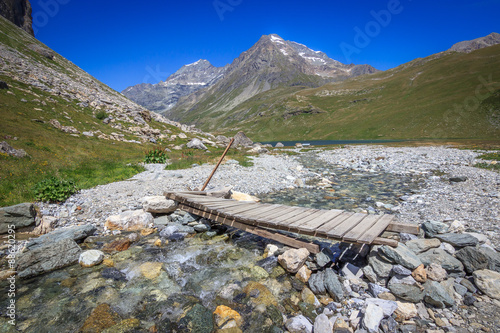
[0,0,34,36]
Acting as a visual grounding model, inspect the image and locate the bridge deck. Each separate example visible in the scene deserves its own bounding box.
[165,191,419,253]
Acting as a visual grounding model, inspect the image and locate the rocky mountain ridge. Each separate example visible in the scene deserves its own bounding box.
[448,32,500,53]
[122,59,227,115]
[124,34,378,121]
[0,0,33,35]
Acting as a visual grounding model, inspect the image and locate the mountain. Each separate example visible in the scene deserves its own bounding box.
[0,0,33,35]
[208,35,500,141]
[122,59,227,114]
[448,32,500,53]
[0,15,213,205]
[124,34,377,123]
[165,34,378,126]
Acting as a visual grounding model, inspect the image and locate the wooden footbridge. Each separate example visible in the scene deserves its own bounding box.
[165,191,419,253]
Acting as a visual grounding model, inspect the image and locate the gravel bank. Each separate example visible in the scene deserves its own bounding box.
[318,145,500,249]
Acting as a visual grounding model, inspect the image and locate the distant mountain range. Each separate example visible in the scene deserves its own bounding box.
[122,34,377,117]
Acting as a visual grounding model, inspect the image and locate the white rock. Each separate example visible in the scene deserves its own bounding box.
[285,315,313,333]
[264,244,279,257]
[365,298,397,316]
[105,210,154,231]
[314,313,333,333]
[178,132,187,139]
[186,138,207,150]
[278,248,310,273]
[473,269,500,300]
[79,250,104,267]
[362,303,384,333]
[142,196,178,214]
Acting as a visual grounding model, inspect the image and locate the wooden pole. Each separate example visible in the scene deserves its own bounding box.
[201,137,235,191]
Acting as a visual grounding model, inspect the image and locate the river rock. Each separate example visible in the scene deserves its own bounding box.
[418,248,464,274]
[285,315,312,333]
[368,253,393,279]
[25,224,96,251]
[391,265,412,277]
[308,271,326,294]
[79,250,104,267]
[315,248,334,267]
[421,221,449,237]
[141,196,177,214]
[426,263,448,282]
[405,238,441,254]
[32,216,57,235]
[324,268,345,301]
[455,246,500,273]
[362,303,384,333]
[436,233,479,248]
[423,280,455,308]
[80,303,121,333]
[186,138,207,150]
[178,304,214,333]
[101,267,127,281]
[368,283,390,297]
[302,287,321,307]
[314,313,333,333]
[295,264,312,283]
[412,264,427,283]
[473,269,500,300]
[105,210,153,231]
[213,305,242,329]
[393,301,418,321]
[0,202,36,233]
[387,275,425,303]
[17,238,82,278]
[365,298,397,316]
[278,248,309,273]
[379,243,422,270]
[256,256,278,273]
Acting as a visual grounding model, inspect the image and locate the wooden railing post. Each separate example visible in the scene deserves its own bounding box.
[201,137,235,191]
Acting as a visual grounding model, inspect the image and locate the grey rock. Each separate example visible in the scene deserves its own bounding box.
[455,246,490,273]
[391,265,412,277]
[159,222,195,237]
[17,238,81,278]
[193,223,209,232]
[421,221,449,237]
[101,267,127,281]
[424,280,455,308]
[405,238,441,254]
[153,215,171,225]
[186,138,207,150]
[275,142,284,148]
[0,80,8,89]
[368,283,390,297]
[181,213,198,224]
[479,246,500,272]
[449,176,467,183]
[463,293,476,306]
[341,263,363,280]
[308,271,326,294]
[418,248,464,274]
[0,141,28,158]
[368,253,393,278]
[453,283,468,296]
[399,233,418,242]
[387,275,425,303]
[25,224,96,251]
[379,316,398,333]
[0,202,35,233]
[363,265,378,283]
[232,131,253,148]
[324,268,345,301]
[315,248,334,268]
[436,233,479,248]
[256,256,278,273]
[142,196,177,214]
[459,278,477,293]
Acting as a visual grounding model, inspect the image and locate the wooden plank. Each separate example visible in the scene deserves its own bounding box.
[199,201,247,210]
[316,212,354,235]
[273,208,320,229]
[287,209,329,228]
[371,237,398,247]
[357,215,395,244]
[296,209,344,231]
[249,206,293,225]
[262,206,312,226]
[229,205,284,225]
[216,203,264,215]
[326,213,368,238]
[343,214,382,242]
[385,222,419,235]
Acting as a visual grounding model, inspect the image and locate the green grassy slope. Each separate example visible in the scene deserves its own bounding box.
[208,46,500,141]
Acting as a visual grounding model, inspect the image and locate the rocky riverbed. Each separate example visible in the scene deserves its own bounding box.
[0,145,499,333]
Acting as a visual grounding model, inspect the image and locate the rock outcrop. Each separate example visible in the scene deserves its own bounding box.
[0,0,33,35]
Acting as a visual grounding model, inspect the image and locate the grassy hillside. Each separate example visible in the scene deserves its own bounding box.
[207,45,500,141]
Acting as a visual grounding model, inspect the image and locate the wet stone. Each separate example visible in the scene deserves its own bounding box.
[256,256,278,273]
[101,267,127,281]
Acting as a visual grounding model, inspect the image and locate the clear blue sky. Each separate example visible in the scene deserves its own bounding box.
[31,0,500,92]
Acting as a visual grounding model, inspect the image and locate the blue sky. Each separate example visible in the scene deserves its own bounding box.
[31,0,500,92]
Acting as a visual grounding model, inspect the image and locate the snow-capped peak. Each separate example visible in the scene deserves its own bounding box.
[185,59,204,67]
[270,34,285,45]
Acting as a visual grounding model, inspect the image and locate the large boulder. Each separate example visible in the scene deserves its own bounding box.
[405,238,441,254]
[17,238,82,278]
[186,138,207,150]
[0,202,36,234]
[387,275,425,303]
[25,224,96,251]
[379,243,422,270]
[435,233,479,248]
[424,280,455,308]
[418,248,464,274]
[455,246,500,273]
[105,210,153,231]
[324,268,345,301]
[232,131,253,148]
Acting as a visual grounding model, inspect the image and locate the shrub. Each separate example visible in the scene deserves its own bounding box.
[96,110,107,120]
[33,177,79,203]
[144,148,168,164]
